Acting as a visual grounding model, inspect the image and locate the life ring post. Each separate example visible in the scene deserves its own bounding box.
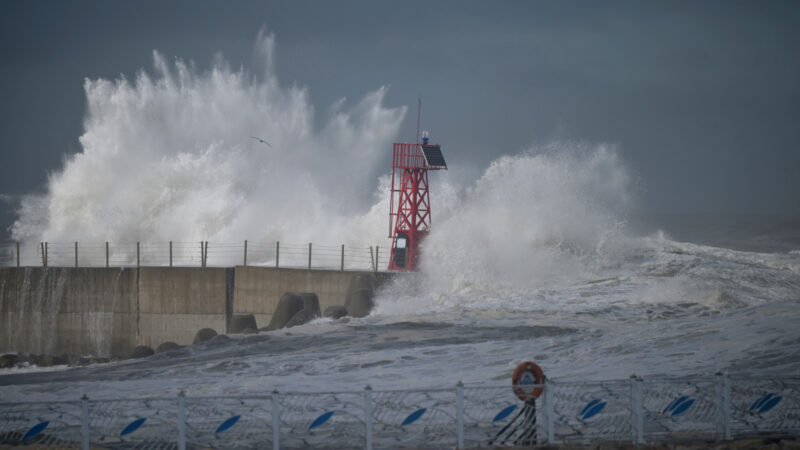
[511,361,546,404]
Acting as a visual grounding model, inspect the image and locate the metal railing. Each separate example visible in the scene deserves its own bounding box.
[0,241,384,271]
[0,374,797,448]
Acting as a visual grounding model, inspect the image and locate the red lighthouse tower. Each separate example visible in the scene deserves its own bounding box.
[388,131,447,271]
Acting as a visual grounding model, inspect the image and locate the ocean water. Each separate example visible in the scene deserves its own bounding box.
[1,31,799,402]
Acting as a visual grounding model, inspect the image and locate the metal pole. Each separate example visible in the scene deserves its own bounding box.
[105,242,109,268]
[416,97,421,145]
[544,381,555,443]
[205,241,208,267]
[715,372,724,440]
[456,381,464,448]
[630,375,644,444]
[169,241,173,267]
[200,241,204,267]
[45,242,48,266]
[375,246,379,272]
[369,246,374,271]
[630,375,637,442]
[136,242,140,268]
[365,385,373,450]
[723,373,732,440]
[244,240,248,267]
[16,241,19,267]
[340,244,345,271]
[276,241,280,268]
[75,241,78,267]
[308,243,312,269]
[81,394,89,450]
[272,390,280,450]
[177,391,186,450]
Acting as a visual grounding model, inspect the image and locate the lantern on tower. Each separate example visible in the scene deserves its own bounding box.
[387,130,447,271]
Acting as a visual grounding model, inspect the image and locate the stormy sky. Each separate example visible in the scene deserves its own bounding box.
[1,1,799,241]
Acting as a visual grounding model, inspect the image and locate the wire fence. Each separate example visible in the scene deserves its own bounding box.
[1,374,797,449]
[0,241,384,271]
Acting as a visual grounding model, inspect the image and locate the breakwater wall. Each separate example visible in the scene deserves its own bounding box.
[0,267,393,358]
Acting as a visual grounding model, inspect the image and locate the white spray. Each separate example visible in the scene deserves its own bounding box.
[11,29,405,250]
[13,27,794,318]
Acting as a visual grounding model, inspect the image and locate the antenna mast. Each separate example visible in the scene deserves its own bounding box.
[416,97,422,145]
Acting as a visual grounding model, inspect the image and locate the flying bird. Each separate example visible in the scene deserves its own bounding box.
[251,136,272,147]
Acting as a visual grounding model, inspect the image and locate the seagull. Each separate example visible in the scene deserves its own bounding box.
[251,136,272,147]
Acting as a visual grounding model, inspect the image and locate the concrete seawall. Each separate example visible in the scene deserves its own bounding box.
[0,266,393,358]
[137,267,230,351]
[233,266,393,330]
[0,267,138,358]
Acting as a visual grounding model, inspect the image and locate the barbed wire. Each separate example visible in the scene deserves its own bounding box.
[0,241,387,271]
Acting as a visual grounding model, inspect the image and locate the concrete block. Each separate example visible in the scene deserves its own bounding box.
[230,314,258,333]
[139,313,226,348]
[232,266,378,317]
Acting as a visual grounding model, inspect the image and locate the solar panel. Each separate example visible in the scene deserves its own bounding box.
[421,144,447,169]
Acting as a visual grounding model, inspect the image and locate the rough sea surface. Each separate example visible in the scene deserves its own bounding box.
[1,215,798,402]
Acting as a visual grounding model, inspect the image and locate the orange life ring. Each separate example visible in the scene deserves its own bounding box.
[512,361,545,403]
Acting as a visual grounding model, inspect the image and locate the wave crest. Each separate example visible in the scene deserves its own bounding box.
[12,30,405,245]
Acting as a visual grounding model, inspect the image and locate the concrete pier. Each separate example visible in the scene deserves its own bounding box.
[0,266,393,358]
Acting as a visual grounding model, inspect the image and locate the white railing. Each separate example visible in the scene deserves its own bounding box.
[0,374,797,448]
[0,241,384,271]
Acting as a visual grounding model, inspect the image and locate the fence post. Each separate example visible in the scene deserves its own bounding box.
[169,241,173,267]
[81,394,89,450]
[456,381,464,448]
[375,246,379,272]
[715,373,724,440]
[369,246,374,271]
[16,241,20,267]
[630,375,644,444]
[244,240,248,267]
[365,385,373,450]
[205,241,208,267]
[276,241,280,268]
[75,241,78,267]
[341,244,345,271]
[136,242,140,268]
[308,243,312,269]
[105,242,109,268]
[200,241,204,267]
[272,389,280,450]
[544,381,555,443]
[177,390,186,450]
[723,373,732,440]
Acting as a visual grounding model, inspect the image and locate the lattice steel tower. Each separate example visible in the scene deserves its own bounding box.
[388,131,447,271]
